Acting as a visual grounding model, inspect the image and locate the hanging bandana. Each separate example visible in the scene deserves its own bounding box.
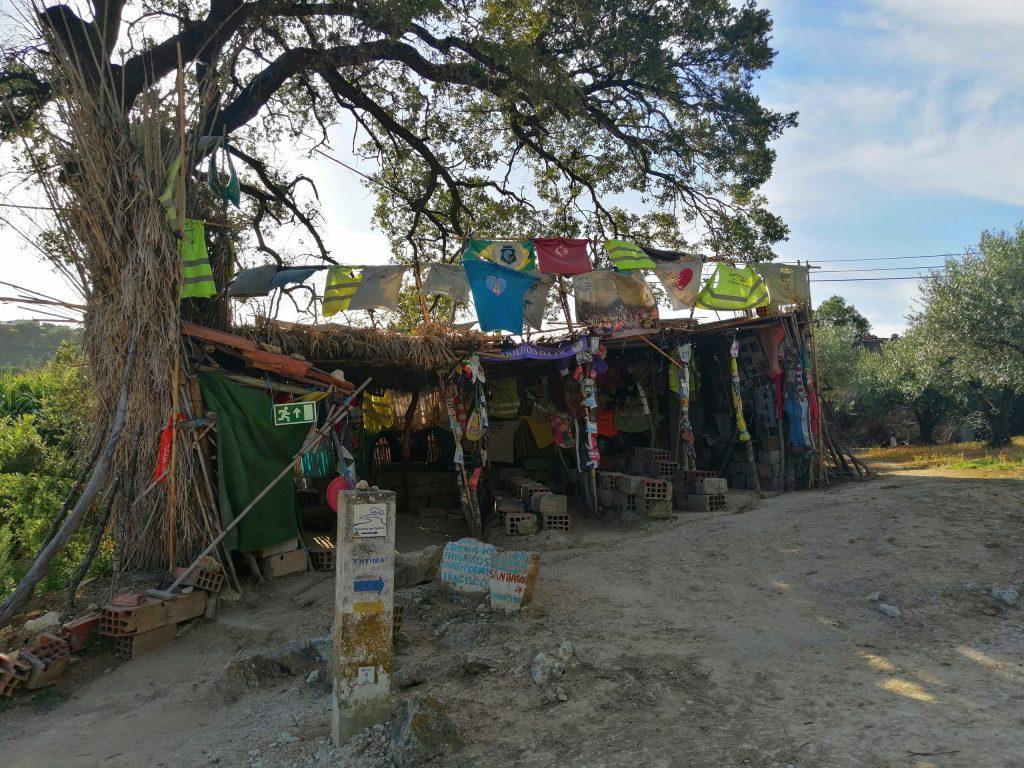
[322,266,362,316]
[422,263,471,302]
[603,240,657,271]
[533,238,592,275]
[654,260,703,310]
[463,259,540,333]
[348,265,407,311]
[462,239,537,271]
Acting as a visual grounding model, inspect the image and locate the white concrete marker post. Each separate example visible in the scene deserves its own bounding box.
[332,489,396,747]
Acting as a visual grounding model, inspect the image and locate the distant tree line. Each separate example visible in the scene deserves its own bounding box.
[815,226,1024,448]
[0,321,80,372]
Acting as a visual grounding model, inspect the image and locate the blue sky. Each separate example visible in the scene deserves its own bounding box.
[2,0,1022,334]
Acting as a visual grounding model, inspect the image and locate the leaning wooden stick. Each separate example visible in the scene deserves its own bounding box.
[165,377,372,594]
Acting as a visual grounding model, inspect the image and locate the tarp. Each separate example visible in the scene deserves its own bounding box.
[199,373,310,552]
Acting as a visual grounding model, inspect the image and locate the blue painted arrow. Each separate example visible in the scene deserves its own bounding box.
[354,577,385,593]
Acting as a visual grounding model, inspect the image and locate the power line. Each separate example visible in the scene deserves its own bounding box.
[817,264,947,273]
[811,275,937,282]
[793,251,969,264]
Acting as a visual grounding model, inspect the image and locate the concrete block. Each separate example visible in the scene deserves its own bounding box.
[260,549,308,579]
[440,538,496,594]
[530,493,567,515]
[541,509,571,533]
[114,624,177,661]
[164,590,207,624]
[258,537,299,558]
[494,495,525,515]
[503,510,538,536]
[695,477,728,496]
[488,550,540,612]
[619,475,646,495]
[638,497,672,519]
[685,493,726,512]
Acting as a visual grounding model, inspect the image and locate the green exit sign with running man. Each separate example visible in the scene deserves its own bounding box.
[272,401,316,426]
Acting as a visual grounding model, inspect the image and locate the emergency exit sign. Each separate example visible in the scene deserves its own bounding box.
[272,401,316,426]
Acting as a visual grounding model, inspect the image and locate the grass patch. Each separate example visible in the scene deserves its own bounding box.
[860,437,1024,476]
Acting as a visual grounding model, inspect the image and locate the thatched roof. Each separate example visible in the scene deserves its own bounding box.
[236,320,497,391]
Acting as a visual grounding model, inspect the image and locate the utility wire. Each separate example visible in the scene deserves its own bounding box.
[811,275,937,282]
[790,251,968,264]
[817,264,947,273]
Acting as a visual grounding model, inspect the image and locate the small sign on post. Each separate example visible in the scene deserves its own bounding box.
[332,489,396,747]
[272,401,317,426]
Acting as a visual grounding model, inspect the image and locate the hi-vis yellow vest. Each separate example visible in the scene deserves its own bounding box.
[322,266,362,316]
[179,219,217,299]
[696,263,769,311]
[603,240,656,271]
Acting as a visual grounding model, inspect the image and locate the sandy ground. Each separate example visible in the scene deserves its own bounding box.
[2,468,1022,768]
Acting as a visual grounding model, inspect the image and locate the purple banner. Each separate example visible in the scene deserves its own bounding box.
[492,338,588,362]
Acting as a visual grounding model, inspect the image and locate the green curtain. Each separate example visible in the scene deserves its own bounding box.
[199,374,311,551]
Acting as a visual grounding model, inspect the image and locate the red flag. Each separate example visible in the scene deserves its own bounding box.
[534,238,592,275]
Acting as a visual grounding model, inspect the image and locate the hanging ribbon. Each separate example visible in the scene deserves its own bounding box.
[729,339,751,443]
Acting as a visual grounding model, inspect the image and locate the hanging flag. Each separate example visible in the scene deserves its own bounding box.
[572,270,659,335]
[227,265,279,298]
[463,259,539,333]
[696,263,769,311]
[533,237,592,275]
[323,266,362,316]
[422,263,471,302]
[654,260,703,310]
[179,219,217,299]
[603,240,656,271]
[462,239,537,271]
[269,266,321,292]
[641,245,698,263]
[523,274,554,330]
[753,263,811,306]
[348,265,407,311]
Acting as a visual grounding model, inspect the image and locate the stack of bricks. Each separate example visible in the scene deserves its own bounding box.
[303,533,336,571]
[755,447,783,492]
[374,464,460,514]
[256,537,309,580]
[497,479,570,534]
[628,447,680,481]
[674,473,728,512]
[99,588,210,661]
[597,472,673,519]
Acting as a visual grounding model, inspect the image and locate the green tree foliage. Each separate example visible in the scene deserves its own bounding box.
[816,295,871,340]
[0,344,97,599]
[912,228,1024,447]
[0,322,80,372]
[2,0,795,273]
[814,323,878,430]
[868,330,962,444]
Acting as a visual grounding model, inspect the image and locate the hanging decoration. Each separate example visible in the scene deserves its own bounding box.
[676,342,696,461]
[603,240,657,271]
[754,263,812,306]
[654,260,703,310]
[463,259,540,333]
[523,274,555,331]
[696,263,769,311]
[322,266,362,316]
[462,239,537,271]
[728,339,751,444]
[348,265,407,311]
[422,263,471,302]
[572,270,659,336]
[533,237,592,275]
[179,219,217,299]
[227,265,279,298]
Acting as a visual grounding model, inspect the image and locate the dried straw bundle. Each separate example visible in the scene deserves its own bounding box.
[27,21,215,572]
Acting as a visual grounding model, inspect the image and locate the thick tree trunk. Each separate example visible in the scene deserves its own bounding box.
[988,387,1015,448]
[913,409,938,444]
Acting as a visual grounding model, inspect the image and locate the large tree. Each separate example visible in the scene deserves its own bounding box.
[913,229,1024,447]
[0,0,793,577]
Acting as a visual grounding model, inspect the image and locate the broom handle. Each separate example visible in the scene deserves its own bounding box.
[167,377,372,592]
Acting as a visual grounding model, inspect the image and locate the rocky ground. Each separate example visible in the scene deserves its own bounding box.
[1,467,1022,768]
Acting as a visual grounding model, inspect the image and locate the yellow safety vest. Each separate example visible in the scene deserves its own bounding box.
[696,263,769,311]
[603,240,656,271]
[322,266,362,316]
[179,219,217,299]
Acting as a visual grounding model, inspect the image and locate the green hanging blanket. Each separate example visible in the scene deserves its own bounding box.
[199,374,310,551]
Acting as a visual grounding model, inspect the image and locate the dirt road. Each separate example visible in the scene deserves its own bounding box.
[2,469,1022,768]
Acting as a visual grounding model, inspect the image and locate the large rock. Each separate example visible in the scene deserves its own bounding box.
[390,694,462,767]
[395,545,444,589]
[439,538,496,594]
[530,641,577,685]
[24,611,60,634]
[989,585,1019,607]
